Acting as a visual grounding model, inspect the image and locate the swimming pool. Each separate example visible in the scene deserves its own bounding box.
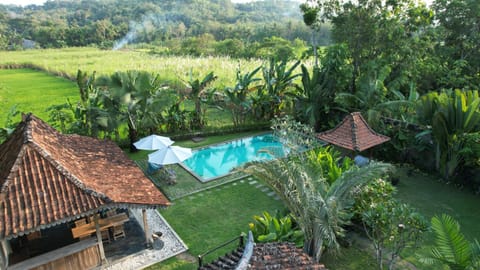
[182,134,289,182]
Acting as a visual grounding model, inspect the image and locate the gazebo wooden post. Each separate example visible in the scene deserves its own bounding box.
[93,215,107,264]
[142,209,153,247]
[0,239,9,270]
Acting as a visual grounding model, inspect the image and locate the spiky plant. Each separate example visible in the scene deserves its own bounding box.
[421,214,480,270]
[244,151,392,261]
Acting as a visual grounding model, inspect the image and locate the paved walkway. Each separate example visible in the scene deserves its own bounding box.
[102,209,188,270]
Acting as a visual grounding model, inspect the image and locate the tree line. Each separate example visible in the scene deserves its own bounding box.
[0,0,331,60]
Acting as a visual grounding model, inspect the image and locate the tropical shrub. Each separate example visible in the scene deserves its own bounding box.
[362,201,427,270]
[0,105,20,142]
[249,211,304,247]
[421,214,480,270]
[305,146,354,184]
[163,98,190,133]
[352,178,396,222]
[416,89,480,180]
[244,152,392,262]
[460,132,480,168]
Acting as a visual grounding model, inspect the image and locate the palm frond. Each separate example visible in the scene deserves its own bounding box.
[428,214,473,269]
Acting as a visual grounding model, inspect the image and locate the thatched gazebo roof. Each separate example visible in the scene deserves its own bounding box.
[0,114,170,240]
[316,112,390,152]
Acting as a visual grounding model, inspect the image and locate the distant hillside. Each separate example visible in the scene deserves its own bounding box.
[0,0,331,55]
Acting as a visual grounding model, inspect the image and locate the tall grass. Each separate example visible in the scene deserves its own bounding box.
[0,47,263,89]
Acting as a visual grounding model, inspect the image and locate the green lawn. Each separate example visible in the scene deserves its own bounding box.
[149,179,286,269]
[395,165,480,270]
[0,69,78,124]
[395,166,480,239]
[136,160,246,200]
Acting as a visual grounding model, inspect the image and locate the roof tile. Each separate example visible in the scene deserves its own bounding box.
[317,112,390,152]
[0,114,169,239]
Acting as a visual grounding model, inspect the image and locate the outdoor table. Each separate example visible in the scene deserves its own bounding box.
[71,213,129,239]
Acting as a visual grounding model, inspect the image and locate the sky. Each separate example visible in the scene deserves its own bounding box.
[0,0,46,6]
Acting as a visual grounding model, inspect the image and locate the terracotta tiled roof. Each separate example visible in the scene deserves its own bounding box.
[200,242,327,270]
[248,242,327,270]
[0,114,170,239]
[317,112,390,152]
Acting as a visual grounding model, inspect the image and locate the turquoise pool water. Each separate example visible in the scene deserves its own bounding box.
[182,134,288,182]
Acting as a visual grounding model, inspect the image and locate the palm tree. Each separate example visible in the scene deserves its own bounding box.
[421,214,480,270]
[244,151,392,261]
[335,64,418,126]
[96,70,164,151]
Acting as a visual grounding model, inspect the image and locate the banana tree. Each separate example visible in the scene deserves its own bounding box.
[254,59,301,120]
[182,71,217,129]
[65,70,110,137]
[224,66,261,127]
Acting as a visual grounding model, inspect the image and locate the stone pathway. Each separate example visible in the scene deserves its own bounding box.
[102,209,188,270]
[247,178,280,200]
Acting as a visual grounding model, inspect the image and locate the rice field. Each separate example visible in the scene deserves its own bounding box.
[0,47,263,89]
[0,69,78,124]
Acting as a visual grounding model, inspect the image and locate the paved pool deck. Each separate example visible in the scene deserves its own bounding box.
[102,209,188,270]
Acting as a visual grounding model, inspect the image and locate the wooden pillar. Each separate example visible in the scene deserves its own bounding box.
[142,209,153,247]
[94,215,107,264]
[0,239,9,270]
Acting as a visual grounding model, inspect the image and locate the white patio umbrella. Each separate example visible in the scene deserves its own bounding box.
[134,135,174,150]
[148,145,193,165]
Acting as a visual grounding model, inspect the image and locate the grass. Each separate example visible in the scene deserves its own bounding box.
[395,166,480,239]
[136,160,246,200]
[0,47,263,90]
[322,245,378,269]
[151,179,286,269]
[146,257,196,270]
[394,165,480,270]
[0,68,78,124]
